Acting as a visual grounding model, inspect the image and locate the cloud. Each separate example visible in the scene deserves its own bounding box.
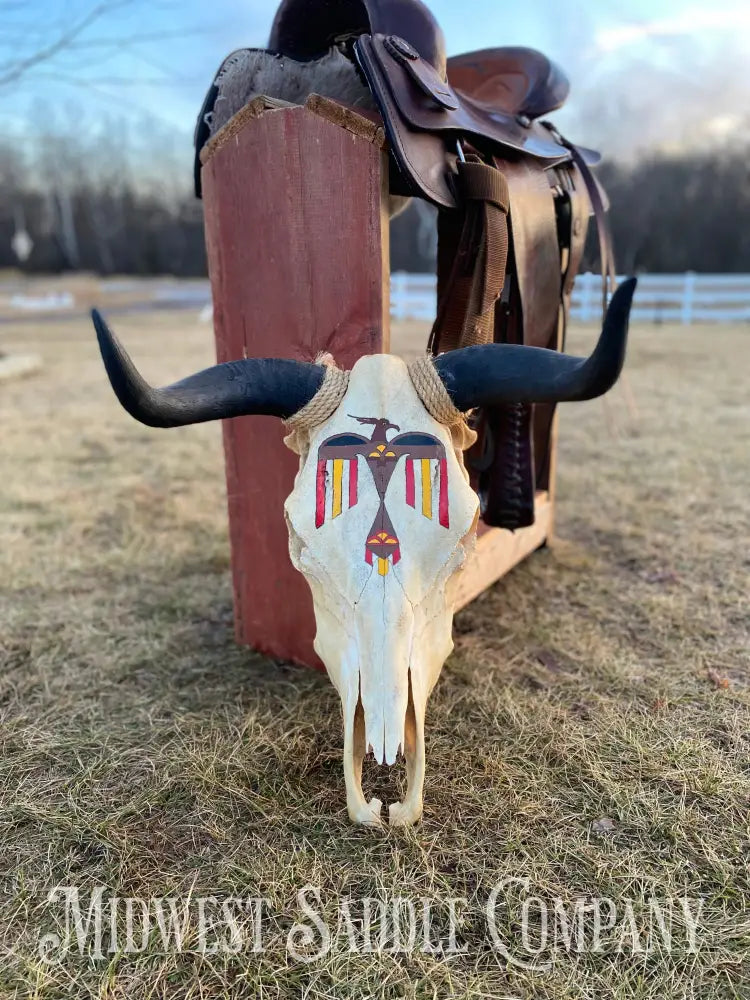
[556,35,750,161]
[595,8,750,54]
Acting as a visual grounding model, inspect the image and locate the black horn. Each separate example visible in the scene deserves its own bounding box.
[91,310,327,427]
[433,278,637,409]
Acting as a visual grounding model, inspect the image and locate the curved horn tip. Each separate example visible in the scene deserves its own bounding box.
[584,276,638,400]
[91,306,105,331]
[91,307,115,353]
[610,276,637,317]
[89,307,175,428]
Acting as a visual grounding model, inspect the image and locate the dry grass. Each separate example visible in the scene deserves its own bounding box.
[0,305,748,998]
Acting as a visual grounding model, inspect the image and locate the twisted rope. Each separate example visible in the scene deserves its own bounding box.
[408,354,465,426]
[283,355,350,433]
[408,354,477,450]
[283,352,475,456]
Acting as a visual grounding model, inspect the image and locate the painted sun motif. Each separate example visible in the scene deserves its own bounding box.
[315,416,450,576]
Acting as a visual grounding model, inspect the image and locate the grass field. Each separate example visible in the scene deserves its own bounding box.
[0,306,748,998]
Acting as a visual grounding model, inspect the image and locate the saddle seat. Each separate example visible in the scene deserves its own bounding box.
[271,0,570,122]
[269,0,592,209]
[353,33,581,208]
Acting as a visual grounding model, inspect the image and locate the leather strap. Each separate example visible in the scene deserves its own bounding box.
[562,161,591,303]
[427,154,534,530]
[571,145,616,315]
[497,156,561,351]
[541,122,616,317]
[429,156,510,353]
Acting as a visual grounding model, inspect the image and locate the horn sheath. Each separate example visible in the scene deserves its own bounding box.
[91,310,327,427]
[433,278,636,409]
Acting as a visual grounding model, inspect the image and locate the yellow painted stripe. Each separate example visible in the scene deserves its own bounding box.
[421,459,432,519]
[378,557,389,577]
[332,459,344,518]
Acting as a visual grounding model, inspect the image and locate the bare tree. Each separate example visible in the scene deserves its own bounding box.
[0,1,126,88]
[0,0,207,91]
[5,4,96,86]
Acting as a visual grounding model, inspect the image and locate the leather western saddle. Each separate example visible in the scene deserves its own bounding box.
[193,0,616,530]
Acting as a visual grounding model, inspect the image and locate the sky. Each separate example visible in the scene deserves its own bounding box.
[3,0,750,169]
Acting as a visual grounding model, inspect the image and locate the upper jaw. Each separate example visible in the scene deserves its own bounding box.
[343,672,426,827]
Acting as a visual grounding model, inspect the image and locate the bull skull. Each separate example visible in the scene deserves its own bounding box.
[91,278,635,826]
[284,355,479,825]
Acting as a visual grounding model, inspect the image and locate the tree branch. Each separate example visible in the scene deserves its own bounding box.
[0,0,133,87]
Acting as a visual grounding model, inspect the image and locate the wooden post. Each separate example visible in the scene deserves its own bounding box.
[200,97,555,668]
[201,102,389,667]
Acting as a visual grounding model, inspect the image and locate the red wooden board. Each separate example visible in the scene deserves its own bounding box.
[202,106,387,667]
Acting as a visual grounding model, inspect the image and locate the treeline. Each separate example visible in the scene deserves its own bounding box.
[2,137,749,275]
[596,154,750,274]
[0,134,207,276]
[0,183,207,276]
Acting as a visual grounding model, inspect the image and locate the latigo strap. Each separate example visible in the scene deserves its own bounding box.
[429,157,510,354]
[424,141,615,531]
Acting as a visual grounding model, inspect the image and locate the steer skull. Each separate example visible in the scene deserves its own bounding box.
[90,278,635,826]
[284,355,479,825]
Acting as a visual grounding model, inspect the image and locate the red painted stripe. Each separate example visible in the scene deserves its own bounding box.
[393,546,401,566]
[365,548,373,566]
[315,460,326,528]
[405,459,415,507]
[349,458,358,508]
[438,458,449,528]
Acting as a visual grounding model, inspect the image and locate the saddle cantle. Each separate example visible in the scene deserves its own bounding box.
[268,0,447,72]
[193,0,616,530]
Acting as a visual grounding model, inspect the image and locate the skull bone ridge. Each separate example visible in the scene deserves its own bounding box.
[284,354,479,827]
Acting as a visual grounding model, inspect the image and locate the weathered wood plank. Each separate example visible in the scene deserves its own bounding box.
[202,105,388,667]
[450,493,552,612]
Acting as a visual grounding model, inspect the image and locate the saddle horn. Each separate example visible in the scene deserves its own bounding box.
[91,310,327,427]
[433,278,636,409]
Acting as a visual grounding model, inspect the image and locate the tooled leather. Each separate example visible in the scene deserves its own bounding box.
[480,403,535,530]
[446,48,570,119]
[356,34,456,206]
[365,35,572,159]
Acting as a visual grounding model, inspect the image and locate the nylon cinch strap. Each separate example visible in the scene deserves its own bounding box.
[429,157,510,354]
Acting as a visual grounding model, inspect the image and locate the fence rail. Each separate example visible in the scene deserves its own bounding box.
[390,272,750,325]
[3,273,750,325]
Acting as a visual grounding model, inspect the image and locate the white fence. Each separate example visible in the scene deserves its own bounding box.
[4,273,750,325]
[390,272,750,325]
